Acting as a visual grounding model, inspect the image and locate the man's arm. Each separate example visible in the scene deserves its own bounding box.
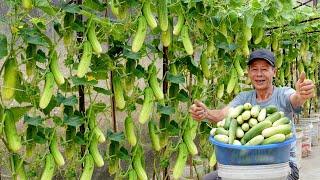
[290,72,315,109]
[189,100,229,123]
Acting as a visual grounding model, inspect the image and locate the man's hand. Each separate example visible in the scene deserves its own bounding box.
[295,72,315,101]
[189,100,208,121]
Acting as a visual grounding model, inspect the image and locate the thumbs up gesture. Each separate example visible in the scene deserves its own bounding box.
[295,72,315,100]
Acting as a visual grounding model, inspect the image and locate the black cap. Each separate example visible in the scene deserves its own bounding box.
[247,49,275,67]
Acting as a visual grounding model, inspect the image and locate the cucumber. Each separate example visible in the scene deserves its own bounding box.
[241,123,249,132]
[132,16,147,53]
[148,120,161,151]
[210,128,217,136]
[236,115,244,125]
[214,134,229,144]
[265,112,281,123]
[241,110,251,121]
[4,110,21,152]
[49,51,65,85]
[50,132,65,167]
[88,110,105,143]
[217,119,225,128]
[148,64,164,101]
[229,105,244,118]
[173,11,184,36]
[26,43,37,77]
[216,83,224,99]
[40,154,55,180]
[226,68,238,94]
[262,134,286,145]
[200,51,211,79]
[88,22,102,54]
[223,117,232,130]
[12,154,27,180]
[233,139,242,145]
[228,119,237,144]
[39,72,55,109]
[250,105,260,118]
[241,120,272,144]
[142,0,157,30]
[257,108,267,122]
[2,58,18,100]
[254,28,264,44]
[266,105,278,114]
[234,58,244,77]
[262,124,292,138]
[80,154,94,180]
[89,135,104,167]
[183,128,198,156]
[113,73,126,110]
[215,127,229,136]
[285,132,293,140]
[248,118,258,127]
[279,111,285,118]
[138,87,154,124]
[272,117,290,127]
[236,127,244,139]
[125,116,137,146]
[243,103,252,110]
[108,141,120,175]
[181,25,193,55]
[245,135,264,146]
[209,149,217,167]
[77,41,93,78]
[161,25,171,47]
[133,147,148,180]
[172,142,188,180]
[128,169,138,180]
[22,0,33,10]
[158,0,168,31]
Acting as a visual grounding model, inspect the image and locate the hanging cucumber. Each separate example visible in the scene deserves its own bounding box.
[143,0,157,30]
[4,110,21,152]
[26,44,37,77]
[183,128,198,156]
[125,59,136,94]
[39,72,55,109]
[125,116,137,146]
[234,57,244,77]
[226,68,238,94]
[108,141,120,175]
[77,41,93,78]
[181,25,193,55]
[139,87,154,124]
[132,16,147,53]
[40,153,55,180]
[26,125,37,157]
[254,28,264,45]
[88,22,102,54]
[173,11,184,36]
[113,73,126,110]
[22,0,33,10]
[148,64,164,101]
[200,51,211,79]
[2,58,18,100]
[216,83,224,99]
[172,142,188,180]
[132,146,148,180]
[148,120,161,151]
[63,12,75,47]
[161,23,171,47]
[158,0,168,31]
[49,50,65,85]
[12,154,27,180]
[50,132,65,167]
[128,169,138,180]
[89,135,104,167]
[80,154,94,180]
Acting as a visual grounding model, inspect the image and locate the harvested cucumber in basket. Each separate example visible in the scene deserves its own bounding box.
[211,103,293,146]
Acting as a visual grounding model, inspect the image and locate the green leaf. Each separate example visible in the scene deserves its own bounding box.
[52,116,64,126]
[10,106,32,122]
[177,89,190,102]
[19,28,50,47]
[118,147,130,160]
[71,76,98,86]
[93,87,112,95]
[63,114,84,127]
[56,93,78,106]
[167,120,180,136]
[166,72,185,84]
[134,65,146,79]
[157,104,175,115]
[123,47,141,60]
[34,0,57,15]
[63,4,81,13]
[75,132,86,145]
[0,34,8,59]
[107,130,125,142]
[34,129,47,144]
[83,0,106,11]
[24,115,43,126]
[89,103,107,112]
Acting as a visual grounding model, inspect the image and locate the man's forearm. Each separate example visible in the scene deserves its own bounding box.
[290,93,306,109]
[206,106,229,123]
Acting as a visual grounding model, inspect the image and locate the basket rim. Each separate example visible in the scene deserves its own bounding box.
[209,135,296,150]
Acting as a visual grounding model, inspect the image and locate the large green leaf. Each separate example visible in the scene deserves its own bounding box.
[24,115,43,126]
[63,114,84,127]
[10,106,32,122]
[166,72,185,84]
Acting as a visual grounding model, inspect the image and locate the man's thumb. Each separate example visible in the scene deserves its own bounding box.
[298,71,306,83]
[195,99,206,108]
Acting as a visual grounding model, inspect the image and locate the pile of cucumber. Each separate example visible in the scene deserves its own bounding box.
[211,103,293,146]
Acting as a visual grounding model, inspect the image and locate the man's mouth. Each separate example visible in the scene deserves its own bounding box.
[255,80,265,84]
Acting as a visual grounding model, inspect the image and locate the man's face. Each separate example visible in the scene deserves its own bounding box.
[248,59,275,90]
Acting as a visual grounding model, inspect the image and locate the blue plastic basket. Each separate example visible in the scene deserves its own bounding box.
[209,136,296,165]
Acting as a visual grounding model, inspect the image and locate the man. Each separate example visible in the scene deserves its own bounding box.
[189,49,315,180]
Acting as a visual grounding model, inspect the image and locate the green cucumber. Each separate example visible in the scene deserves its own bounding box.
[245,135,264,146]
[215,127,229,136]
[262,124,292,138]
[257,108,267,122]
[214,134,229,144]
[241,120,272,144]
[250,105,260,118]
[272,117,290,127]
[262,134,286,145]
[266,105,278,114]
[228,119,237,144]
[229,105,244,118]
[241,110,251,121]
[265,112,281,123]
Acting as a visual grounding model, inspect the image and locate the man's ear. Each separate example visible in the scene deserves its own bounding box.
[273,67,277,77]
